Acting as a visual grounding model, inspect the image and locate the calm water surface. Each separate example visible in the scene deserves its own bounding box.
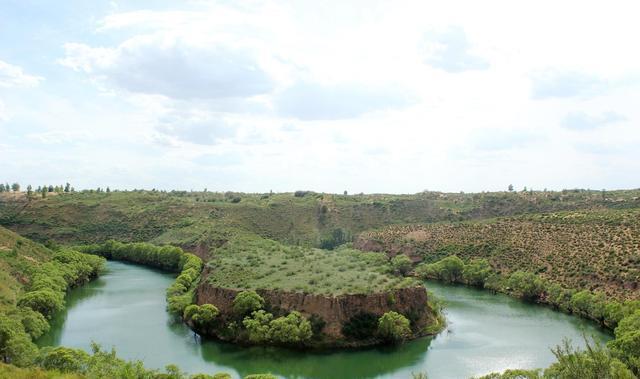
[38,261,612,379]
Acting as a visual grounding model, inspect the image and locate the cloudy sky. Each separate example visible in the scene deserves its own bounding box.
[1,0,639,193]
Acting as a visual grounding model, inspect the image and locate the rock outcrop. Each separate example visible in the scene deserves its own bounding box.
[196,267,436,342]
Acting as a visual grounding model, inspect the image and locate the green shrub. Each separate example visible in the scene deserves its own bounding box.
[377,311,411,342]
[183,304,219,333]
[342,312,378,340]
[506,271,544,301]
[233,291,265,316]
[16,307,49,339]
[462,259,492,286]
[17,290,64,319]
[391,254,413,276]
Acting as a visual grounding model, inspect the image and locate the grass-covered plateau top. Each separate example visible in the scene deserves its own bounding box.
[206,236,418,295]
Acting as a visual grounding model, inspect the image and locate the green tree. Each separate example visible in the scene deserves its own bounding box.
[269,311,312,345]
[243,310,273,344]
[0,183,5,192]
[507,271,544,301]
[545,338,635,379]
[377,311,411,343]
[233,290,264,316]
[183,304,219,333]
[17,290,64,318]
[64,182,71,192]
[17,307,50,339]
[11,183,20,192]
[391,254,413,276]
[26,184,33,198]
[462,259,492,286]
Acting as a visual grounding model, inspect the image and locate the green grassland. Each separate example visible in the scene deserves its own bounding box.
[206,234,418,295]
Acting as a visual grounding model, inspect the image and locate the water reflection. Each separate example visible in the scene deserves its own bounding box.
[38,261,613,379]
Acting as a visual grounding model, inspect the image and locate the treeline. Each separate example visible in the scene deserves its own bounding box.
[2,342,277,378]
[76,241,203,317]
[416,255,640,376]
[0,249,104,367]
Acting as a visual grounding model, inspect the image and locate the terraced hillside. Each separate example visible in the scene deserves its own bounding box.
[355,209,640,300]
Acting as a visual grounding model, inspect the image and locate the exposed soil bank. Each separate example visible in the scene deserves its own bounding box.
[196,267,438,345]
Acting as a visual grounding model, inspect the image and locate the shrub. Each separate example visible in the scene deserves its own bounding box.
[391,254,413,276]
[462,259,492,286]
[17,290,64,318]
[16,307,49,339]
[183,304,219,333]
[269,311,312,345]
[506,271,544,301]
[38,346,89,373]
[377,311,411,343]
[233,291,265,316]
[342,312,378,340]
[416,256,464,283]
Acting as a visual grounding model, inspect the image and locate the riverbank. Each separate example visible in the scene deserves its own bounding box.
[38,260,613,379]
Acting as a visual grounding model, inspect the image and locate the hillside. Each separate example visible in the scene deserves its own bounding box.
[2,189,640,251]
[0,225,55,312]
[355,209,640,300]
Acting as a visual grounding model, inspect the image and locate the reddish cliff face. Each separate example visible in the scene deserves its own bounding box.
[196,270,435,340]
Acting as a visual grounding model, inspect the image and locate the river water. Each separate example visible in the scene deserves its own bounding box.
[38,261,612,379]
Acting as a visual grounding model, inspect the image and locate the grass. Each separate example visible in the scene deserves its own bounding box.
[206,234,419,295]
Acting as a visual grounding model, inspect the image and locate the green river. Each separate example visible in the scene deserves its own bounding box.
[38,261,612,379]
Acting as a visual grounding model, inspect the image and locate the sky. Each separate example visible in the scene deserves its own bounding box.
[1,0,639,193]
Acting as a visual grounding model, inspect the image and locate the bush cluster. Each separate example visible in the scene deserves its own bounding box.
[243,310,313,346]
[1,249,104,367]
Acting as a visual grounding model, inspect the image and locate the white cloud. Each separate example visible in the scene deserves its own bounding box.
[423,26,489,73]
[562,111,626,131]
[275,82,414,120]
[530,70,609,99]
[60,35,274,100]
[0,60,43,88]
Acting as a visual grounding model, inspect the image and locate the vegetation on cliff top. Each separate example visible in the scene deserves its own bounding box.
[205,234,419,295]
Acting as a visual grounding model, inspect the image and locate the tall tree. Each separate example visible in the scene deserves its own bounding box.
[11,183,20,192]
[64,182,71,193]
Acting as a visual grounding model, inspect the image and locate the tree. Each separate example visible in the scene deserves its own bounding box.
[48,185,54,192]
[343,190,348,195]
[233,290,265,316]
[243,310,273,343]
[508,184,514,192]
[17,306,50,339]
[183,304,219,333]
[41,186,47,198]
[507,271,544,301]
[26,185,33,198]
[0,183,4,192]
[377,311,411,343]
[11,183,20,192]
[462,259,492,286]
[417,256,465,283]
[17,290,64,318]
[391,254,413,276]
[269,311,312,345]
[64,182,71,192]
